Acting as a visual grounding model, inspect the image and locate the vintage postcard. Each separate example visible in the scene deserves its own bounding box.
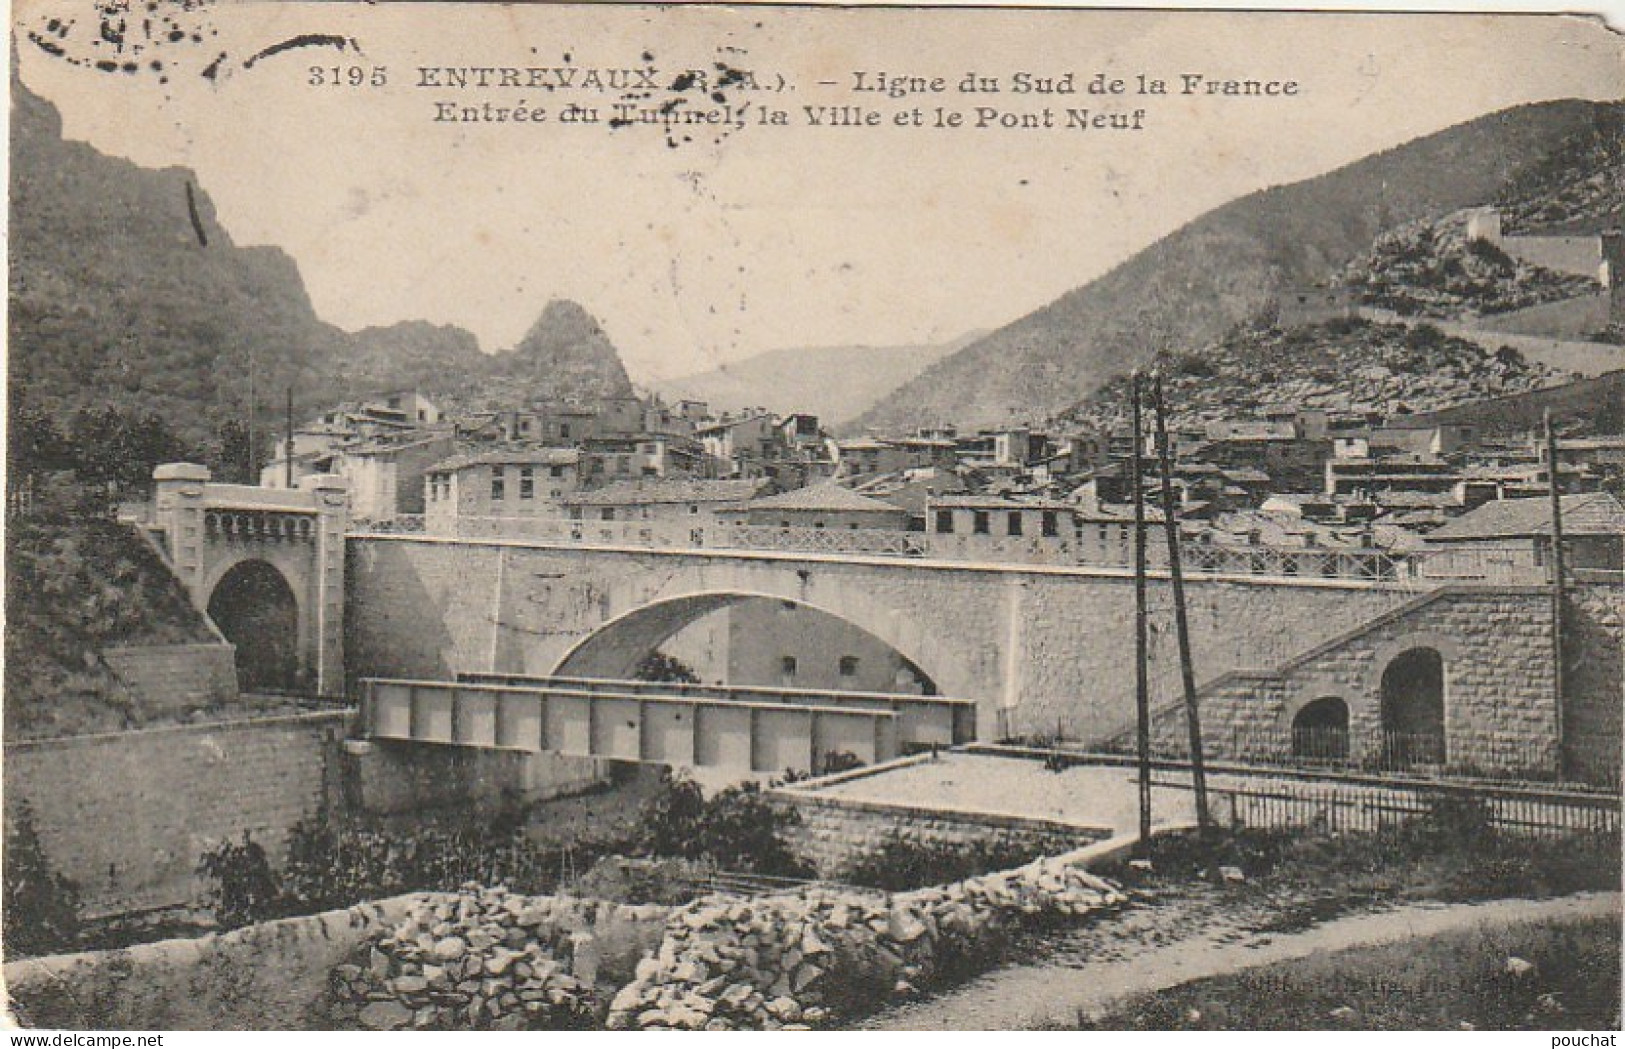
[4,0,1623,1036]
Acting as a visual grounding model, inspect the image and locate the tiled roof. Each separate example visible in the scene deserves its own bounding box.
[1426,493,1625,541]
[737,483,905,514]
[563,478,769,506]
[430,447,581,472]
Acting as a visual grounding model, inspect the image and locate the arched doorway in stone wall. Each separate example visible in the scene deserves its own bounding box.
[1291,696,1349,762]
[207,559,300,693]
[1380,647,1446,767]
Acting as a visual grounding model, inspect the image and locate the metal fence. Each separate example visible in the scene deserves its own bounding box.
[1194,775,1622,840]
[1099,727,1619,792]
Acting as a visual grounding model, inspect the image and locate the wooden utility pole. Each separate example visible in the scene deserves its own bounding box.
[285,386,296,490]
[1545,409,1567,778]
[246,352,256,484]
[1130,371,1153,853]
[1152,372,1213,837]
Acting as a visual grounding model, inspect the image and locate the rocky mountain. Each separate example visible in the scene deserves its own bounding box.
[654,334,978,427]
[852,99,1625,434]
[8,76,346,452]
[483,300,635,406]
[1343,210,1603,320]
[8,78,636,456]
[1497,103,1625,235]
[1057,316,1569,434]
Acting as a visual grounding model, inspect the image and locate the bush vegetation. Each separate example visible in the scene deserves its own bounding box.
[631,773,812,878]
[3,800,83,958]
[195,773,815,927]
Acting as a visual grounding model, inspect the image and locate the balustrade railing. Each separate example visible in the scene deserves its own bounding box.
[359,512,1563,587]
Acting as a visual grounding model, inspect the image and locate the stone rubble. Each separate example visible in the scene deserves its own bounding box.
[605,854,1128,1030]
[323,883,670,1031]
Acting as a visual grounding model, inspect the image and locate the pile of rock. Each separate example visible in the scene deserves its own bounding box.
[324,884,669,1030]
[607,855,1127,1030]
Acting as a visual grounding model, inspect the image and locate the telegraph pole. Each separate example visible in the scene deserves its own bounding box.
[1153,372,1213,838]
[1544,409,1567,778]
[1130,371,1153,853]
[285,386,296,490]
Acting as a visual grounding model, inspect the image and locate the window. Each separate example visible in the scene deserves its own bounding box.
[973,511,990,535]
[1042,510,1060,538]
[781,656,798,677]
[560,423,572,440]
[839,656,859,677]
[935,510,954,534]
[519,467,535,500]
[1007,511,1024,536]
[490,467,506,501]
[549,464,565,478]
[600,508,615,521]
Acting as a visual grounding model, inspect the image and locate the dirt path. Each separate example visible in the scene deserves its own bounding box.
[861,891,1621,1030]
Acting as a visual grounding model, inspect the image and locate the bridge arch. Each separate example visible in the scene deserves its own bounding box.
[550,589,946,696]
[205,558,302,692]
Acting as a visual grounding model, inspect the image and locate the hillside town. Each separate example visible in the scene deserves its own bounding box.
[240,208,1622,593]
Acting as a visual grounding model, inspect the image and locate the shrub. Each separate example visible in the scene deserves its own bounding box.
[838,832,1050,892]
[634,650,700,684]
[3,800,82,958]
[632,772,707,859]
[197,831,283,929]
[631,773,812,878]
[693,782,812,877]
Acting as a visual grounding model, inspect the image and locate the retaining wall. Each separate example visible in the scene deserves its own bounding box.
[4,896,417,1030]
[3,712,349,916]
[101,642,239,716]
[771,780,1112,878]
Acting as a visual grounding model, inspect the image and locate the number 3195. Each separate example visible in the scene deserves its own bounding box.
[308,66,388,87]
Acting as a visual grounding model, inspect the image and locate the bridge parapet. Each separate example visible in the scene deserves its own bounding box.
[358,512,1550,587]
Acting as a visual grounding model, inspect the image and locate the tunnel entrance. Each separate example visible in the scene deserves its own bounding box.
[207,560,300,692]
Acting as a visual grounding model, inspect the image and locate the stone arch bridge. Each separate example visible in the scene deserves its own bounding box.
[136,468,1606,774]
[342,532,1587,755]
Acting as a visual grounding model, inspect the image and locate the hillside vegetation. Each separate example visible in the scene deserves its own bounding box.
[1343,212,1602,320]
[4,481,219,740]
[1058,317,1566,433]
[8,79,634,462]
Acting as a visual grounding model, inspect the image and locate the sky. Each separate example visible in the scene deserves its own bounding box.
[12,3,1625,383]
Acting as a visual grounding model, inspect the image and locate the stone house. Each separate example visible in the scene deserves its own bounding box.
[423,448,583,534]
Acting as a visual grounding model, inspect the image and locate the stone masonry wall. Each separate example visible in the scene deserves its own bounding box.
[1151,587,1561,774]
[771,792,1111,879]
[1564,582,1623,781]
[102,642,238,716]
[1460,291,1610,339]
[3,712,348,916]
